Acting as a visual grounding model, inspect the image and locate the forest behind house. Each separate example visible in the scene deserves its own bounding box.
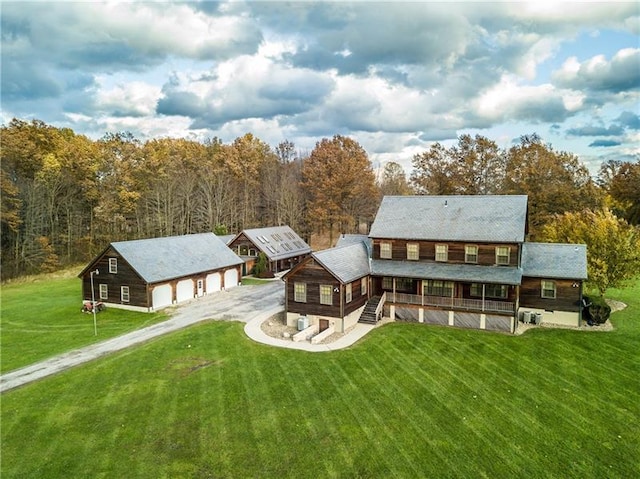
[2,118,639,290]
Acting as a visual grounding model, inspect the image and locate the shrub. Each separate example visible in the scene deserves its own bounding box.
[583,295,611,325]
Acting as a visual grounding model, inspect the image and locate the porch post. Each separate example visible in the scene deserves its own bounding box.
[482,284,486,312]
[393,277,396,304]
[421,280,424,306]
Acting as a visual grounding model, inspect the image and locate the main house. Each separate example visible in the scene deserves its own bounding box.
[227,225,311,275]
[284,195,587,334]
[79,233,243,312]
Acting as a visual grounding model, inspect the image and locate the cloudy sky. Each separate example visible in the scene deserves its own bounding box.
[2,1,638,175]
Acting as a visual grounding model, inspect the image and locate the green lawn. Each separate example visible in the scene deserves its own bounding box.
[0,270,167,373]
[1,279,638,478]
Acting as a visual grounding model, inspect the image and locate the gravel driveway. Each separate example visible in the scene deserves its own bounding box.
[0,281,285,393]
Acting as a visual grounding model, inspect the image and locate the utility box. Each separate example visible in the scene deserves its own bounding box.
[522,311,532,324]
[297,316,309,331]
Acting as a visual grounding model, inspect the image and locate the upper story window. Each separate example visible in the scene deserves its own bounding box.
[465,245,478,263]
[407,243,419,261]
[346,283,352,303]
[380,242,392,259]
[294,283,307,303]
[109,258,117,273]
[435,244,448,262]
[541,280,557,299]
[320,285,333,305]
[495,246,510,265]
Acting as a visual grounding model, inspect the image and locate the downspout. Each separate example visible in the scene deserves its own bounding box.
[340,283,344,332]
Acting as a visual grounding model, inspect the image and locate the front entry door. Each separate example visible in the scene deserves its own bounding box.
[319,319,330,332]
[197,280,204,297]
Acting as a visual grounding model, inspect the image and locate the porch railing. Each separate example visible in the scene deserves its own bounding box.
[392,293,514,314]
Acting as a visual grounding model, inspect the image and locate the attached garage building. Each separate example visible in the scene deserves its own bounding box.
[79,233,243,312]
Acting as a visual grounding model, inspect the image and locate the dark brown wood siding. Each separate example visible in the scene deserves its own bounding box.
[520,277,582,312]
[285,259,342,318]
[372,238,520,267]
[344,277,369,316]
[81,247,150,308]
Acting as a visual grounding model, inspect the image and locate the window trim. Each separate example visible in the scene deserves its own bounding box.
[465,245,478,264]
[361,278,367,296]
[382,277,393,290]
[380,242,392,259]
[541,280,557,299]
[108,258,117,274]
[470,283,508,299]
[294,282,307,303]
[435,244,448,262]
[99,284,108,300]
[406,243,419,261]
[346,283,352,303]
[320,285,333,306]
[121,286,130,303]
[495,246,511,265]
[424,280,454,297]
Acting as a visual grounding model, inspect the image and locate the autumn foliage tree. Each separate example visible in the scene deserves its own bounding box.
[302,135,378,245]
[541,209,640,296]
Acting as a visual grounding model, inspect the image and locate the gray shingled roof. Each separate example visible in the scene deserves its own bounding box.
[522,242,587,280]
[313,242,371,284]
[239,226,311,261]
[335,233,372,252]
[371,260,523,285]
[112,233,243,283]
[369,195,528,243]
[217,234,236,245]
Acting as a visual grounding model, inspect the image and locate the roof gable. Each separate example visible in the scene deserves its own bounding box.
[369,195,528,243]
[522,242,587,280]
[312,242,370,284]
[109,233,243,283]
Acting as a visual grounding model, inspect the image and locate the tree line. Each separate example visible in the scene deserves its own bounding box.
[2,119,639,292]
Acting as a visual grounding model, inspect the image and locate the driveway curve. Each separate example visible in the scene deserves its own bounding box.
[0,281,284,393]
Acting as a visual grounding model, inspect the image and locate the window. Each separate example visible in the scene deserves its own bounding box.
[435,244,448,262]
[380,242,392,259]
[541,280,556,299]
[361,278,367,296]
[320,285,333,305]
[424,280,454,297]
[396,278,414,292]
[108,258,117,273]
[99,284,108,300]
[346,283,352,303]
[407,243,419,260]
[470,283,508,298]
[496,246,510,265]
[121,286,130,303]
[294,283,307,302]
[465,245,478,263]
[382,277,393,290]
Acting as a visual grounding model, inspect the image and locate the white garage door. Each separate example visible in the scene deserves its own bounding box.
[152,284,172,310]
[176,279,194,303]
[224,269,238,289]
[206,273,221,293]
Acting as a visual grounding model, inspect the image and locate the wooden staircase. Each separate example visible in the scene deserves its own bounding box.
[358,295,383,324]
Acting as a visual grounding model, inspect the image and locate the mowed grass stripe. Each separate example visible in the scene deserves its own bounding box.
[377,327,525,477]
[347,343,457,475]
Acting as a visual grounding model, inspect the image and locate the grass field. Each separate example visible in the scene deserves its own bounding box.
[0,269,167,373]
[1,278,638,478]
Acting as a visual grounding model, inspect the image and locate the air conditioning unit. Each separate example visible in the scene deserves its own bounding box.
[522,311,532,324]
[533,313,543,325]
[297,316,309,331]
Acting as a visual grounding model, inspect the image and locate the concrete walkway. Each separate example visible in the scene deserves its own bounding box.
[1,280,378,392]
